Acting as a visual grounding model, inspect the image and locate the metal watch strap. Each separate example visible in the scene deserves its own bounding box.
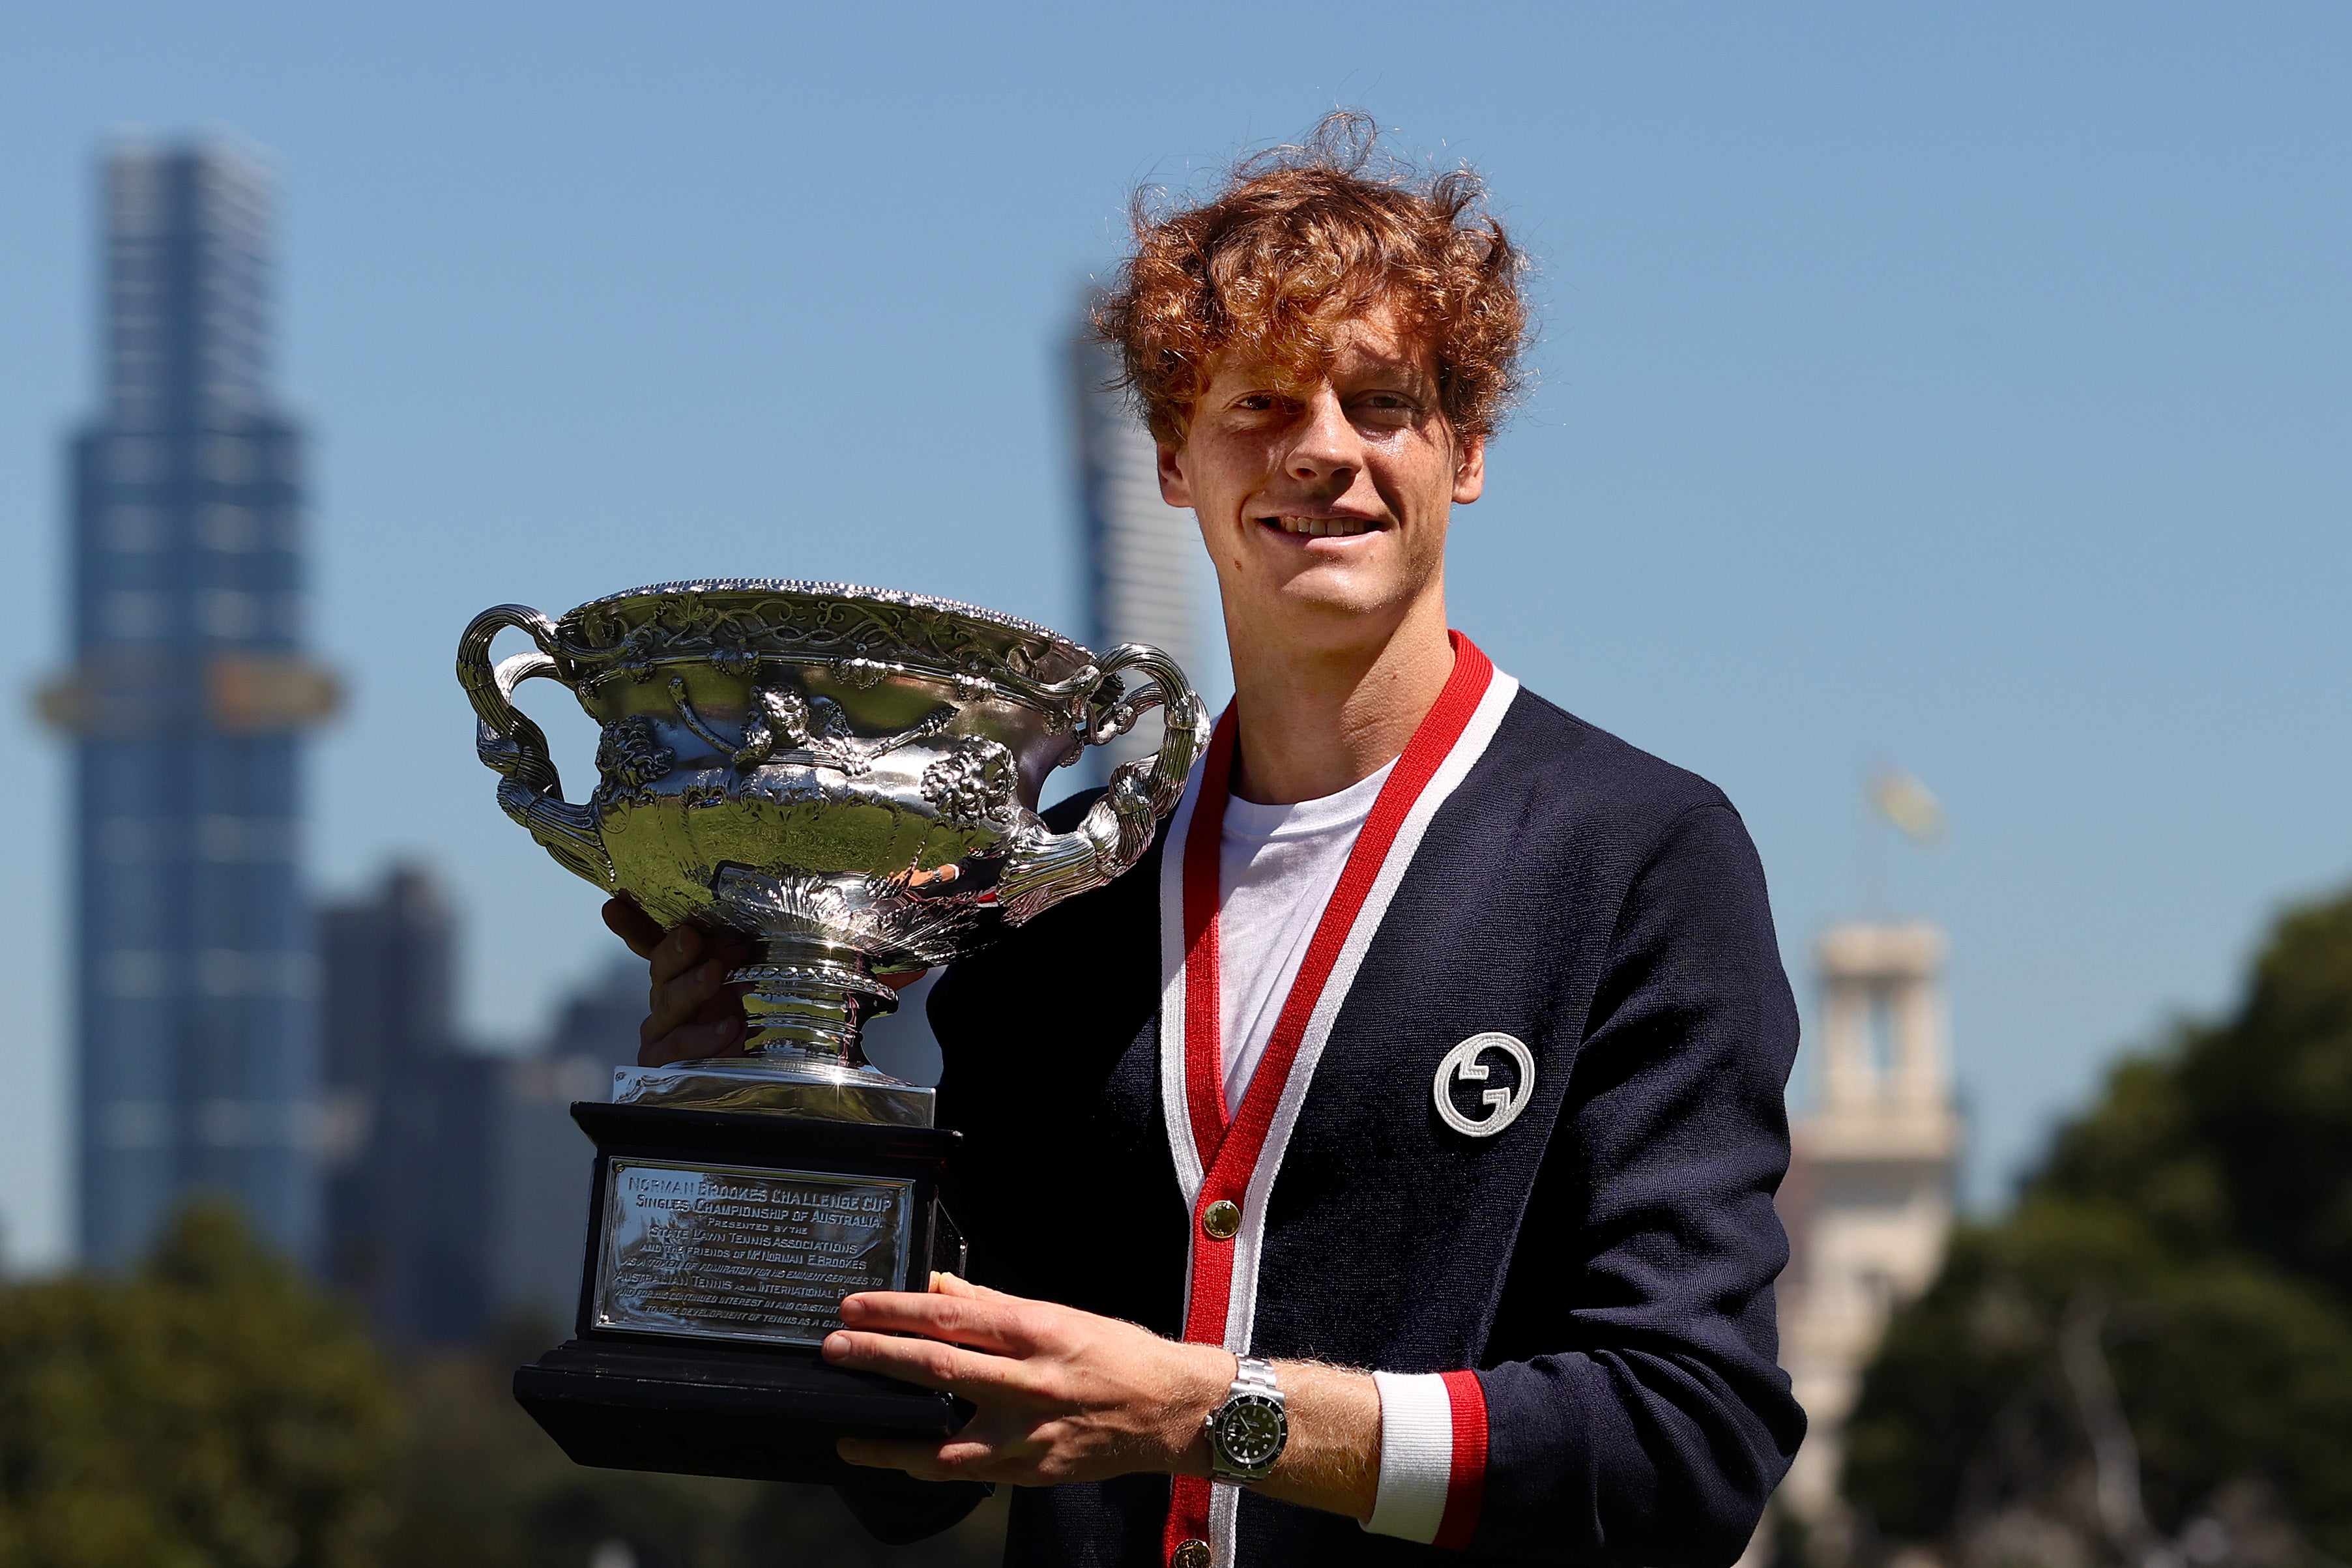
[1230,1356,1281,1405]
[1204,1356,1288,1486]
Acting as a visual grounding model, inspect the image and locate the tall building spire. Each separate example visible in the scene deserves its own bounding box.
[42,137,338,1268]
[102,136,275,428]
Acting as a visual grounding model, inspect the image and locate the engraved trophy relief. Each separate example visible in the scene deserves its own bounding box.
[458,580,1204,1485]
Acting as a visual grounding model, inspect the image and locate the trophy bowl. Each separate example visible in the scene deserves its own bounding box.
[457,579,1206,1121]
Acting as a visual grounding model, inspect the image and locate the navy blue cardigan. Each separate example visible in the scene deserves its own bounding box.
[911,683,1803,1565]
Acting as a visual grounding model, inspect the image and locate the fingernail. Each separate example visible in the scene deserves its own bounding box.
[822,1332,847,1358]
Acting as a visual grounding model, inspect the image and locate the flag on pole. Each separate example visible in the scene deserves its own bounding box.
[1870,769,1945,846]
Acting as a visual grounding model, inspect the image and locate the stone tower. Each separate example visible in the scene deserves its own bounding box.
[1775,921,1962,1520]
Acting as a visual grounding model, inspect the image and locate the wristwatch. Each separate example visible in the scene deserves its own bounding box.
[1204,1356,1289,1485]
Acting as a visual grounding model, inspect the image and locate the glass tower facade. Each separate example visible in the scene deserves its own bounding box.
[320,865,499,1345]
[50,139,336,1268]
[1070,320,1204,773]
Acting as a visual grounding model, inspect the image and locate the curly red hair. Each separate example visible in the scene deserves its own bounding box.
[1095,112,1530,445]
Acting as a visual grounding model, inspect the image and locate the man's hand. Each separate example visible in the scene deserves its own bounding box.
[603,896,755,1067]
[825,1274,1230,1486]
[602,895,931,1069]
[825,1275,1384,1519]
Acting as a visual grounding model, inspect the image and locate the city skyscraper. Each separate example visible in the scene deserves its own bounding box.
[321,866,497,1344]
[491,960,637,1335]
[1070,313,1206,772]
[41,137,336,1269]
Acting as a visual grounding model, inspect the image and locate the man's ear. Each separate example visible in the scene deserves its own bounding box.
[1157,442,1192,507]
[1452,434,1487,505]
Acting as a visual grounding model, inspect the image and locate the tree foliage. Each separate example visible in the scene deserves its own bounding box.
[2042,894,2352,1298]
[1844,887,2352,1565]
[0,1201,405,1568]
[0,1204,1002,1567]
[379,1326,1008,1568]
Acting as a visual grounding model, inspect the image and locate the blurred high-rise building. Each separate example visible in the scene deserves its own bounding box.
[320,865,497,1345]
[1070,314,1204,773]
[491,961,637,1334]
[40,137,337,1268]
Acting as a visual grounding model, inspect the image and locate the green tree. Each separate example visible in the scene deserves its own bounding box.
[380,1324,1008,1567]
[1843,887,2352,1565]
[2041,894,2352,1301]
[0,1201,405,1567]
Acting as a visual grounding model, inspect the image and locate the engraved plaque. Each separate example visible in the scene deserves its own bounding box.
[592,1161,914,1349]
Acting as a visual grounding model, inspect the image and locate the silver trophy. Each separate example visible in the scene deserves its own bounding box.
[467,582,1206,1484]
[458,579,1206,1125]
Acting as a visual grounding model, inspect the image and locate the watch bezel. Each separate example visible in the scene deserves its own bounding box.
[1210,1390,1289,1477]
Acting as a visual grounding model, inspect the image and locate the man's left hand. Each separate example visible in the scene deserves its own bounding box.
[825,1273,1232,1486]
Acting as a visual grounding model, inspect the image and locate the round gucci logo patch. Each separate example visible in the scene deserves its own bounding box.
[1433,1032,1535,1138]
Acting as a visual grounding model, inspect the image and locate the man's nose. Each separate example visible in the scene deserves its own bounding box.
[1285,388,1363,489]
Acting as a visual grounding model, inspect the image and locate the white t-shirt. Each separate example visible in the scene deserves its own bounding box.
[1215,759,1397,1111]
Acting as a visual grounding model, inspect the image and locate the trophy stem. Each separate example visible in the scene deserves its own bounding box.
[728,955,901,1070]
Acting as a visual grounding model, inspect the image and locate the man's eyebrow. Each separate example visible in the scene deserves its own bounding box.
[1344,368,1436,395]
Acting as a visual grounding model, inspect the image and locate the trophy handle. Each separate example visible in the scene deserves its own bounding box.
[456,604,617,892]
[995,643,1208,926]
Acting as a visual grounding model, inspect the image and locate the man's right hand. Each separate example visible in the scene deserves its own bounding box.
[603,896,754,1068]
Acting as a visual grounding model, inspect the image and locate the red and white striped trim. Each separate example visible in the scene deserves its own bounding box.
[1365,1371,1490,1549]
[1154,633,1518,1567]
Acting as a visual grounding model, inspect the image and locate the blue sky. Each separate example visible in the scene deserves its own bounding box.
[0,3,2344,1266]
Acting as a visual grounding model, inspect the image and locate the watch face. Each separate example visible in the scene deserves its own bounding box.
[1218,1395,1287,1470]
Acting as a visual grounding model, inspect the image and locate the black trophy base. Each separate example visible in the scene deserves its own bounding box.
[515,1336,963,1487]
[515,1101,966,1487]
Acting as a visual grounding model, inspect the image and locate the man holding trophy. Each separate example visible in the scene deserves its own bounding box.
[598,121,1805,1567]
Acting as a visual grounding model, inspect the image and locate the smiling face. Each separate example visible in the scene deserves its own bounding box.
[1157,302,1485,665]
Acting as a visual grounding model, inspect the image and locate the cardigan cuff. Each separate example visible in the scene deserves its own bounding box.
[1363,1370,1488,1548]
